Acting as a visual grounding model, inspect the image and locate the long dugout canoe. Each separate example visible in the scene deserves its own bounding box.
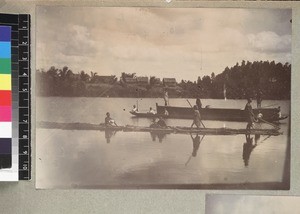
[37,121,282,136]
[129,103,287,122]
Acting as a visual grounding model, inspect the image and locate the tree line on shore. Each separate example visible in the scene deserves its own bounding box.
[36,60,291,100]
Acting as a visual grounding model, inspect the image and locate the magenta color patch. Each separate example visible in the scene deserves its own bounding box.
[0,106,11,121]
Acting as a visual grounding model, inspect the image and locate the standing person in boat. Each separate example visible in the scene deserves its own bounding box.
[105,112,118,127]
[164,90,169,106]
[256,89,263,108]
[191,105,202,129]
[196,98,202,109]
[164,107,169,116]
[148,107,156,114]
[245,98,256,130]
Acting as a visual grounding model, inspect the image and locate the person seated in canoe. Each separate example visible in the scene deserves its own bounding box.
[105,112,118,127]
[150,117,167,128]
[277,106,282,118]
[157,116,167,128]
[132,105,138,113]
[164,107,169,116]
[244,98,257,130]
[257,111,263,119]
[196,98,202,109]
[148,107,156,114]
[191,105,202,129]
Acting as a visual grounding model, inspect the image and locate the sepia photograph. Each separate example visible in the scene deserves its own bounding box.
[36,6,291,189]
[206,195,300,214]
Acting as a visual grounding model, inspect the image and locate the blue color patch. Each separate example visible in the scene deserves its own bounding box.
[0,42,11,58]
[0,26,11,41]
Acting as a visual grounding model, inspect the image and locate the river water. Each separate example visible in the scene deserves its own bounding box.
[36,97,290,188]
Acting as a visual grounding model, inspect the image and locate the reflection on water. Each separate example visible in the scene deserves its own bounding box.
[104,130,116,144]
[36,98,290,188]
[243,134,258,167]
[150,132,167,143]
[185,134,205,166]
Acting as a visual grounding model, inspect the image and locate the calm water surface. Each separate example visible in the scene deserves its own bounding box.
[36,98,290,188]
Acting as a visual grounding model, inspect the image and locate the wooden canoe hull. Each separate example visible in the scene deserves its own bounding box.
[37,121,282,136]
[129,104,287,122]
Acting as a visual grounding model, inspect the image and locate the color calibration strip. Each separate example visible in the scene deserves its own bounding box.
[0,26,12,172]
[0,13,31,180]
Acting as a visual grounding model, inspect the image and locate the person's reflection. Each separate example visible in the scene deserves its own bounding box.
[191,133,201,157]
[243,134,257,167]
[185,133,204,166]
[105,130,116,143]
[254,134,261,144]
[150,132,166,143]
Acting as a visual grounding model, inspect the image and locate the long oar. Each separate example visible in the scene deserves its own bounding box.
[258,117,280,130]
[186,99,206,128]
[261,103,279,108]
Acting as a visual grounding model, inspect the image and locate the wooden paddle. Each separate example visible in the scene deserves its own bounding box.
[186,99,206,128]
[258,117,280,130]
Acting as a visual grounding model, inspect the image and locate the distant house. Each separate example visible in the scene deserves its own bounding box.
[92,75,116,84]
[124,77,137,84]
[136,76,149,85]
[163,78,177,87]
[150,77,161,86]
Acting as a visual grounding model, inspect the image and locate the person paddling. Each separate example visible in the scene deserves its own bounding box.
[148,107,156,114]
[191,105,202,129]
[244,98,256,130]
[150,116,167,128]
[132,105,138,113]
[196,98,202,109]
[105,112,118,127]
[157,116,167,128]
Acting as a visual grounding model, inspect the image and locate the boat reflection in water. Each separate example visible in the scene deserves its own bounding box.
[102,125,278,168]
[242,133,272,167]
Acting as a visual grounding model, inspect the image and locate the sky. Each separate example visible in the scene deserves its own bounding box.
[206,195,300,214]
[36,7,292,81]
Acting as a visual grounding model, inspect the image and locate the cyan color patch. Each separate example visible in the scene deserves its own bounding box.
[0,42,11,58]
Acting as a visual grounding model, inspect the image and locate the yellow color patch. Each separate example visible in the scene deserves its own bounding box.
[0,74,11,90]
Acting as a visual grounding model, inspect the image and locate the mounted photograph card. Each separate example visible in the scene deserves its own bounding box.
[206,195,300,214]
[36,6,291,189]
[0,13,31,181]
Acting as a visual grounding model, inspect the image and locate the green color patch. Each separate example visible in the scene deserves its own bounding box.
[0,58,11,74]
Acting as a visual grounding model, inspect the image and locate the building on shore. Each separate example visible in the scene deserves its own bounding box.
[163,78,177,87]
[124,77,137,84]
[93,75,117,84]
[136,76,149,86]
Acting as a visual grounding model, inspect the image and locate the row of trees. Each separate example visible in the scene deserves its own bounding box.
[36,60,291,99]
